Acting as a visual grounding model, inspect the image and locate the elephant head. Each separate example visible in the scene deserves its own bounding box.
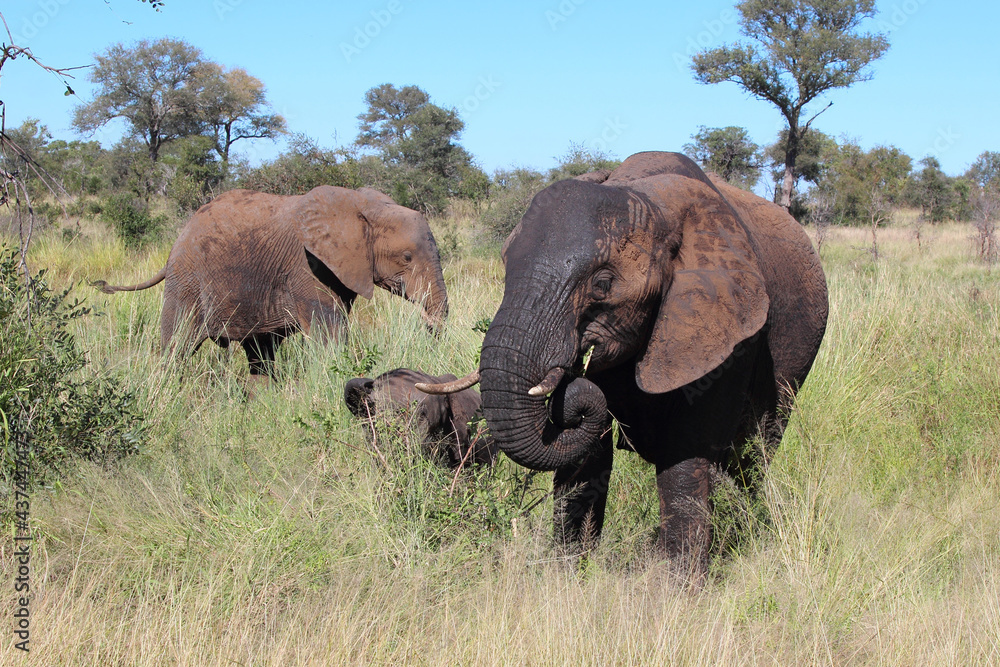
[298,186,449,331]
[477,153,769,471]
[345,368,496,467]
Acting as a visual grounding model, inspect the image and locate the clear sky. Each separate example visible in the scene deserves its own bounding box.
[2,0,996,187]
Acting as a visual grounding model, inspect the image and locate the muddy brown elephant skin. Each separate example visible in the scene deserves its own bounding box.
[93,186,448,377]
[345,368,497,468]
[475,151,828,564]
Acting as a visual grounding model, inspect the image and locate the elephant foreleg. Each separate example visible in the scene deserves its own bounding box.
[553,435,614,545]
[656,457,713,567]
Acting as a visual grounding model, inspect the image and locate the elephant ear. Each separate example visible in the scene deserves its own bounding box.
[296,186,374,299]
[631,175,769,395]
[500,222,523,268]
[446,386,481,448]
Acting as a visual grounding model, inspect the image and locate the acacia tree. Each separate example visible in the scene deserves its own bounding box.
[355,83,477,213]
[692,0,889,210]
[196,64,286,166]
[682,126,762,190]
[73,38,208,163]
[356,84,432,151]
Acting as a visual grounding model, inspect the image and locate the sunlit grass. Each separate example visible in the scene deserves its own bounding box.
[2,217,999,664]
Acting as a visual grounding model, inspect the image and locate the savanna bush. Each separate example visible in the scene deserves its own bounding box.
[478,168,546,242]
[101,192,168,247]
[0,246,146,503]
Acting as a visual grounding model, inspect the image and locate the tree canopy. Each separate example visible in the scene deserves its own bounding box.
[72,38,284,164]
[355,83,479,213]
[195,64,286,164]
[683,126,762,190]
[692,0,889,209]
[73,38,207,162]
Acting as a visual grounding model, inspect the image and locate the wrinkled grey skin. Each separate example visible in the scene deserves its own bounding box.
[94,186,448,378]
[479,151,828,565]
[345,368,498,468]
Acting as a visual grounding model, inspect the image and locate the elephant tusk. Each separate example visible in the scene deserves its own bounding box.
[529,367,566,397]
[415,370,480,395]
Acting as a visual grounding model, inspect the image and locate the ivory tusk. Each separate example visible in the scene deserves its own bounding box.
[529,367,566,397]
[415,370,480,395]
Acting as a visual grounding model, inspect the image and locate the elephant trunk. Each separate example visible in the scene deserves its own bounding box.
[404,263,448,333]
[479,310,608,471]
[423,276,449,331]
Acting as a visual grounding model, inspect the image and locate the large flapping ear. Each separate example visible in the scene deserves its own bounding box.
[296,186,374,299]
[628,174,769,395]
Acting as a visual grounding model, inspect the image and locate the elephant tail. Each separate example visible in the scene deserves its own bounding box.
[90,266,167,294]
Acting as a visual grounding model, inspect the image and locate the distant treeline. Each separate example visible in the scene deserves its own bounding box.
[1,39,997,250]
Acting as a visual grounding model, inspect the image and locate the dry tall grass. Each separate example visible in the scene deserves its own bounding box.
[2,219,999,665]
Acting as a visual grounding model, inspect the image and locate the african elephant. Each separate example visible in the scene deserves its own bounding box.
[345,368,497,468]
[94,186,448,377]
[418,152,827,564]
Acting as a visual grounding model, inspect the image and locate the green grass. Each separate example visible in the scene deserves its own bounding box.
[2,218,999,664]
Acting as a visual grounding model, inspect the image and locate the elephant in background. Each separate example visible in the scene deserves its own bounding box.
[419,151,827,565]
[94,186,448,377]
[345,368,497,468]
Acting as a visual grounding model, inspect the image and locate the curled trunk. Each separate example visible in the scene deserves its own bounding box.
[479,314,608,471]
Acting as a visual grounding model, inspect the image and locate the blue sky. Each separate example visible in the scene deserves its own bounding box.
[2,0,996,189]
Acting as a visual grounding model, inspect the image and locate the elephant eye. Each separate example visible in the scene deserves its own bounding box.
[403,251,413,263]
[591,272,613,300]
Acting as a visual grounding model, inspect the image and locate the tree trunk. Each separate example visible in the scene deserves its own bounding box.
[779,124,800,211]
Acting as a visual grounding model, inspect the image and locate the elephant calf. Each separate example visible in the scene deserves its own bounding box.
[344,368,497,468]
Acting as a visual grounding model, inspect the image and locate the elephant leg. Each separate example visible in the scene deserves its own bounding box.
[656,457,713,567]
[726,341,781,495]
[241,333,284,379]
[553,434,614,544]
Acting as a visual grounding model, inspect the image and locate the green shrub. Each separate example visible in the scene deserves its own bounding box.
[478,168,546,242]
[101,193,167,247]
[0,246,146,500]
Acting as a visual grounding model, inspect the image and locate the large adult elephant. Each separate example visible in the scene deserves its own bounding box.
[418,152,827,563]
[94,186,448,377]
